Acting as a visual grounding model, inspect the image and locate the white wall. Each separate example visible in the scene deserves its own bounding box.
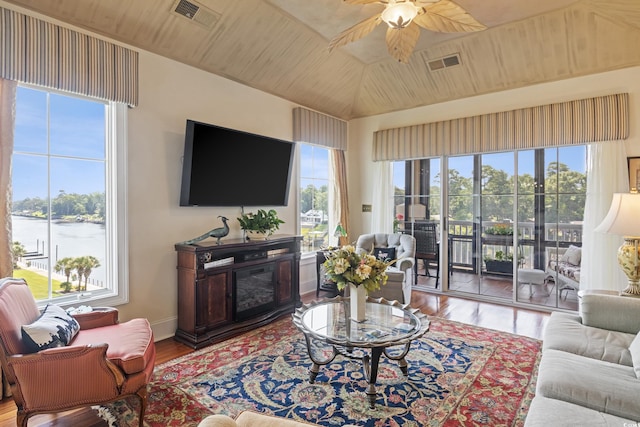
[347,67,640,238]
[121,50,316,338]
[0,1,320,341]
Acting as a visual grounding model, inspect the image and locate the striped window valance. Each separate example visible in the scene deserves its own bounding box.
[293,107,347,150]
[0,7,138,106]
[373,93,629,161]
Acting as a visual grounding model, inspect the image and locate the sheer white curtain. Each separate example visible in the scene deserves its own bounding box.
[580,141,629,291]
[371,161,393,234]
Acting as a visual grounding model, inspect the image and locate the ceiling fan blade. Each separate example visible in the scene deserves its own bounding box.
[343,0,387,4]
[329,14,383,51]
[414,0,486,33]
[386,23,420,63]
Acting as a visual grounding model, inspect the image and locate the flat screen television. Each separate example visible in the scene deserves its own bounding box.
[180,120,295,207]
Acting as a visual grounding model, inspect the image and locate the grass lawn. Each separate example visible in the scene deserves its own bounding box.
[12,269,64,300]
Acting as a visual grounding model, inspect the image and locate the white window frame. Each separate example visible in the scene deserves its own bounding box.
[13,84,128,308]
[298,143,333,257]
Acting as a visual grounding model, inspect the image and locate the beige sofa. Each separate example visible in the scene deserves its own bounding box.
[524,293,640,425]
[198,411,320,426]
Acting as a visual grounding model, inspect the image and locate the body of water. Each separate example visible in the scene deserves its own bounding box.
[12,215,106,283]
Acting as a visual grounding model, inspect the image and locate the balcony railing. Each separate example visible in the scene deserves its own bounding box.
[402,220,583,273]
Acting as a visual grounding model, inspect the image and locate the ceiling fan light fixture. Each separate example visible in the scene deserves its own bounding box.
[381,1,419,29]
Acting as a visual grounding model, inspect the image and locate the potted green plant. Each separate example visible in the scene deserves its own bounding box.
[237,209,284,240]
[484,250,524,275]
[484,224,513,236]
[484,251,515,274]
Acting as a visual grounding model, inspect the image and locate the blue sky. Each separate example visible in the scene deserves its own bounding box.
[300,144,329,189]
[12,86,106,201]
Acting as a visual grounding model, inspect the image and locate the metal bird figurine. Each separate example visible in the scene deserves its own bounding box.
[182,216,230,245]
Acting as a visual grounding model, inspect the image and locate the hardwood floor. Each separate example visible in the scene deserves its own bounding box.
[415,264,579,311]
[0,290,550,426]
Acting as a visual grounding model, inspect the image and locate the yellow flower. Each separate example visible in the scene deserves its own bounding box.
[333,258,349,275]
[356,263,372,280]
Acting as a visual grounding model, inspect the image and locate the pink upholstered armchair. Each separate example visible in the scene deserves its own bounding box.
[0,277,156,427]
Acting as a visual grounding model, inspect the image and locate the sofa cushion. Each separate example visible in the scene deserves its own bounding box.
[630,331,640,379]
[373,247,396,266]
[71,318,154,374]
[524,396,637,427]
[561,245,582,266]
[580,293,640,335]
[21,304,80,352]
[235,411,321,426]
[543,312,634,366]
[198,415,238,427]
[536,349,640,420]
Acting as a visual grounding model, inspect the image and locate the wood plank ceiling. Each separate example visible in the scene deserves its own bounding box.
[3,0,640,120]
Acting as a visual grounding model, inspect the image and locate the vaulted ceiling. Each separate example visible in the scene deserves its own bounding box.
[5,0,640,120]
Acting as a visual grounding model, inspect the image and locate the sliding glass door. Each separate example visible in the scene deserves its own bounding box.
[393,159,441,288]
[397,146,586,310]
[516,147,586,308]
[446,153,515,299]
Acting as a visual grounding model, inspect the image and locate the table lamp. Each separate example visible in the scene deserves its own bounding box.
[595,193,640,296]
[334,223,347,247]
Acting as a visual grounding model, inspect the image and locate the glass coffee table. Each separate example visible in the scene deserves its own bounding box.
[292,296,430,408]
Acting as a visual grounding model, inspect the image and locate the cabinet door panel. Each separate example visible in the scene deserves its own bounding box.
[196,271,230,328]
[277,259,292,304]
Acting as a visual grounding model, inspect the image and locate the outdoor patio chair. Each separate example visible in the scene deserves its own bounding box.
[414,224,440,288]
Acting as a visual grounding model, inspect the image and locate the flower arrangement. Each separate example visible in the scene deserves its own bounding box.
[322,245,393,293]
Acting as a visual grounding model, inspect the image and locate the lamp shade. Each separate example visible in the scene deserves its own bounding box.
[595,193,640,237]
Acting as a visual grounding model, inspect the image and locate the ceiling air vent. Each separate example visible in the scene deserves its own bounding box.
[427,53,462,72]
[172,0,220,28]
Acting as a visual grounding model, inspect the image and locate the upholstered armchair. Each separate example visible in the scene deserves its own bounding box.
[355,233,416,304]
[0,277,156,427]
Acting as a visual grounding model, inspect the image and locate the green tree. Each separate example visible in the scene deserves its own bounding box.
[448,169,473,220]
[300,184,316,214]
[79,256,100,291]
[315,185,329,220]
[300,184,328,220]
[544,162,586,223]
[11,241,26,269]
[54,257,75,289]
[72,257,86,291]
[13,190,107,221]
[481,165,514,221]
[86,192,105,217]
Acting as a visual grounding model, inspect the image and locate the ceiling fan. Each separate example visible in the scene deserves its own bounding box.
[329,0,486,63]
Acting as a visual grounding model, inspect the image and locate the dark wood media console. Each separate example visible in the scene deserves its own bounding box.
[174,234,302,349]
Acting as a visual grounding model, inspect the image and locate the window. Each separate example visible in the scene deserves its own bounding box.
[299,144,331,253]
[11,85,128,306]
[393,159,441,233]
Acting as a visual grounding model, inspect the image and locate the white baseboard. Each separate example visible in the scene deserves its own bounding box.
[150,316,178,342]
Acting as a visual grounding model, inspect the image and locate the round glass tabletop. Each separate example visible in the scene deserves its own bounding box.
[293,297,430,348]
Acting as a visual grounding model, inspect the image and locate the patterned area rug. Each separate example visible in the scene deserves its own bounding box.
[108,316,541,426]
